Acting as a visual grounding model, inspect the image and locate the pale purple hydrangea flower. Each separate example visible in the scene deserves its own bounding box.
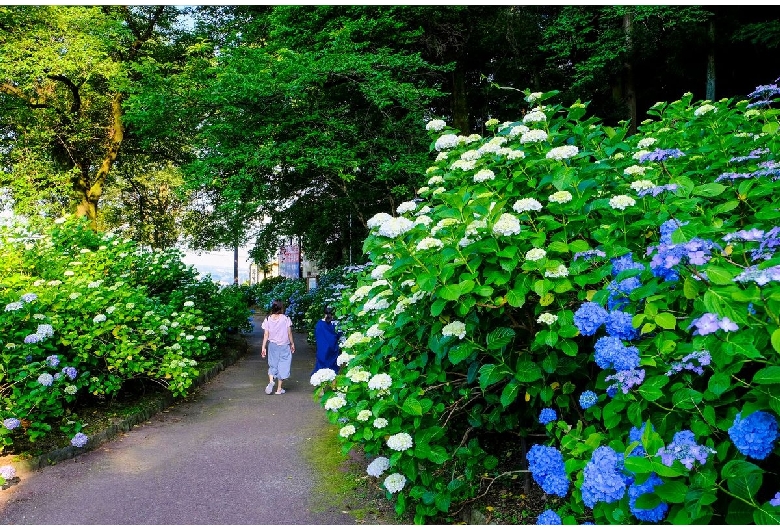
[71,433,88,448]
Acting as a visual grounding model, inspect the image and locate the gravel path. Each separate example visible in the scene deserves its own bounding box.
[0,314,358,525]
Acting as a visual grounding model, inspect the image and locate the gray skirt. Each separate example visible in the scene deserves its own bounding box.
[267,342,292,380]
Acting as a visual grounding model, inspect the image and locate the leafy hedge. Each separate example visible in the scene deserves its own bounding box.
[0,216,251,454]
[310,85,780,523]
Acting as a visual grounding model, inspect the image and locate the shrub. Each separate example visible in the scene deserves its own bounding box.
[310,85,780,524]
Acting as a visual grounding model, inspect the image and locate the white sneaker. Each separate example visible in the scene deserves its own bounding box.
[265,382,274,395]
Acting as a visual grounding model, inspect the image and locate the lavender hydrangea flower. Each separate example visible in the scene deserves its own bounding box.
[71,432,89,448]
[2,418,20,430]
[0,465,16,481]
[574,302,608,336]
[611,253,644,275]
[688,313,738,336]
[579,390,598,410]
[573,249,606,262]
[605,369,645,395]
[62,366,78,380]
[728,411,779,460]
[629,473,669,522]
[581,446,628,508]
[638,148,685,163]
[770,492,780,507]
[46,355,60,368]
[38,373,54,387]
[536,510,562,525]
[526,444,569,497]
[666,350,711,377]
[656,430,715,469]
[636,184,678,197]
[539,408,557,426]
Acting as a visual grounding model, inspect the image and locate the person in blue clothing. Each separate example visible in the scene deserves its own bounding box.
[312,307,341,374]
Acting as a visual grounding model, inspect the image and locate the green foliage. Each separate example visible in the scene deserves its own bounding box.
[0,215,251,451]
[310,88,780,523]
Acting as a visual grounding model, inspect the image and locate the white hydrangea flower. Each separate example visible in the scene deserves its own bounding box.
[416,237,444,251]
[633,149,650,161]
[364,296,390,312]
[339,425,356,438]
[507,149,526,160]
[507,124,530,138]
[523,110,547,123]
[432,186,446,195]
[548,191,573,204]
[637,137,657,149]
[442,320,467,339]
[434,134,460,151]
[367,212,393,229]
[473,169,495,183]
[414,215,433,226]
[624,165,648,176]
[520,129,549,143]
[630,180,656,192]
[694,104,717,116]
[366,324,385,338]
[373,417,388,429]
[546,145,579,160]
[492,213,521,237]
[87,280,102,288]
[183,301,195,307]
[377,217,414,238]
[349,286,373,303]
[336,352,354,366]
[310,368,337,386]
[347,366,372,383]
[526,91,543,103]
[537,313,558,325]
[545,264,569,278]
[64,270,75,277]
[342,332,370,349]
[357,409,373,422]
[69,292,81,300]
[64,385,77,395]
[386,432,414,451]
[463,133,482,144]
[427,175,445,186]
[485,118,500,127]
[459,237,474,247]
[513,198,543,213]
[466,219,487,236]
[368,373,393,391]
[426,119,446,131]
[324,394,347,411]
[384,473,407,493]
[609,195,636,210]
[525,248,547,261]
[367,456,391,477]
[93,314,107,324]
[450,159,476,171]
[435,152,448,162]
[371,264,392,279]
[461,149,480,161]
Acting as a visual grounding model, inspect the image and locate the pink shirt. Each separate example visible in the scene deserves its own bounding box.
[262,315,292,345]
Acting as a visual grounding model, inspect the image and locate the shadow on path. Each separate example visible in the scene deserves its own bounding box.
[0,313,358,525]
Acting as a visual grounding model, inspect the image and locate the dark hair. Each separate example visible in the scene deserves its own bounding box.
[270,299,285,314]
[324,306,333,316]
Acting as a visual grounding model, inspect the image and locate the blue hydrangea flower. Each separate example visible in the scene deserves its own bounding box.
[574,302,608,336]
[728,411,779,460]
[579,391,598,410]
[656,430,715,469]
[526,444,569,497]
[629,473,669,522]
[594,336,640,371]
[536,510,562,525]
[607,276,641,311]
[605,369,645,396]
[628,421,655,457]
[46,355,60,368]
[581,446,628,508]
[770,492,780,507]
[539,408,557,426]
[62,366,78,380]
[611,253,644,276]
[639,148,685,163]
[666,350,711,377]
[71,433,88,448]
[606,310,638,340]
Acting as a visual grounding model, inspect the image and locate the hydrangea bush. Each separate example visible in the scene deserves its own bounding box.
[0,216,251,451]
[310,85,780,523]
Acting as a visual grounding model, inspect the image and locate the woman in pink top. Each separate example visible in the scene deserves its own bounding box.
[260,299,296,394]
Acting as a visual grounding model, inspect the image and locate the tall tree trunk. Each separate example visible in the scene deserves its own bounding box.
[452,61,469,134]
[234,243,239,285]
[623,10,637,135]
[706,19,716,100]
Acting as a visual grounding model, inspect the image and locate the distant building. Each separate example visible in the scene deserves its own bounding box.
[248,239,319,287]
